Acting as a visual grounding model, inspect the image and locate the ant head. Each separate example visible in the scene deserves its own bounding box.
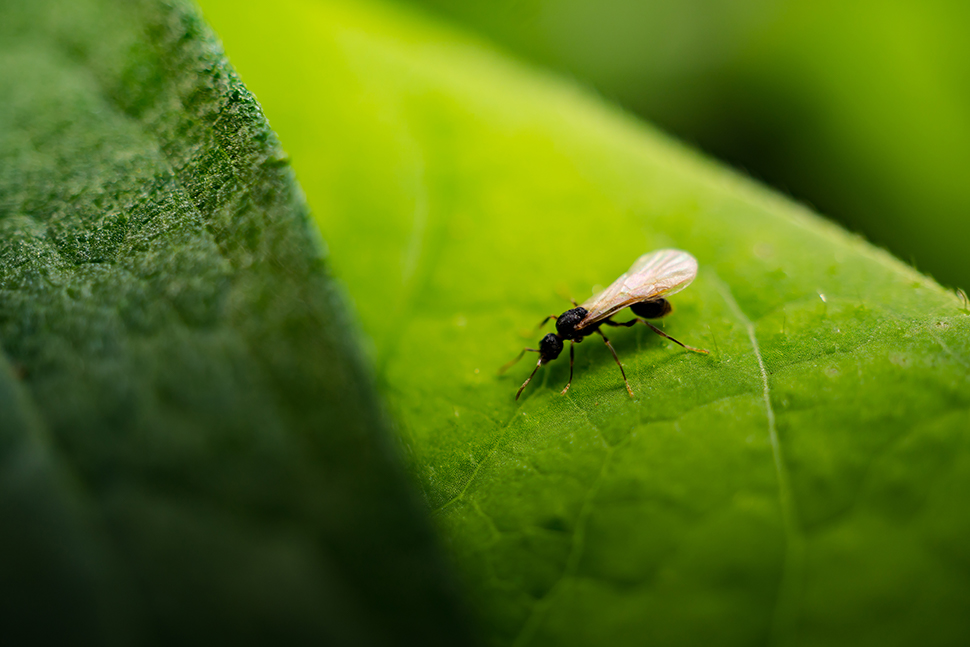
[538,333,563,362]
[555,307,588,338]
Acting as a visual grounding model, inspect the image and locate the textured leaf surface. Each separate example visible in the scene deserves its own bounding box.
[200,1,970,646]
[0,0,471,644]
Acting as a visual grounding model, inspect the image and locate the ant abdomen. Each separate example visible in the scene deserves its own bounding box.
[630,299,671,319]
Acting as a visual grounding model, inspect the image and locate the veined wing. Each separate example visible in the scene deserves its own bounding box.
[577,249,699,328]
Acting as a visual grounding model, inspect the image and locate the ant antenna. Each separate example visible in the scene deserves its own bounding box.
[516,358,544,400]
[499,347,539,374]
[537,314,558,329]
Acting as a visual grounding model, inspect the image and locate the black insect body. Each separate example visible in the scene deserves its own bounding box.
[501,250,708,400]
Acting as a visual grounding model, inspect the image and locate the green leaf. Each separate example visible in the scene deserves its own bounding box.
[200,0,970,645]
[0,0,472,644]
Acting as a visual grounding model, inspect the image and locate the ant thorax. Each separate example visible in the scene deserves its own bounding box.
[555,307,589,339]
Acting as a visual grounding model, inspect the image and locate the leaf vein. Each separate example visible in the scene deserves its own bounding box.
[713,273,805,646]
[432,403,525,514]
[512,442,618,647]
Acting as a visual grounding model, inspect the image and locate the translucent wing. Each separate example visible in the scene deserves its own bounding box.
[577,249,698,328]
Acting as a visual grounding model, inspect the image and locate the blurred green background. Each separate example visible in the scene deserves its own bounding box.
[402,0,970,291]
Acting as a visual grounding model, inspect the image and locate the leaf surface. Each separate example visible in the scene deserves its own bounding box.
[0,0,472,644]
[199,0,970,645]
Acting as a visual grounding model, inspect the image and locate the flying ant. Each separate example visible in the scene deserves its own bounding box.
[501,249,708,399]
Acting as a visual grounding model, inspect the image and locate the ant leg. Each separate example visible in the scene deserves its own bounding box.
[560,342,575,395]
[516,358,544,400]
[602,317,637,328]
[596,329,634,398]
[641,320,709,354]
[499,347,539,374]
[537,314,559,329]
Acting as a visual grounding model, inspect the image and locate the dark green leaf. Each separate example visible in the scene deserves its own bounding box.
[0,0,472,644]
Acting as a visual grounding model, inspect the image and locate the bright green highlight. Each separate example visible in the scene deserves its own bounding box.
[199,1,970,645]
